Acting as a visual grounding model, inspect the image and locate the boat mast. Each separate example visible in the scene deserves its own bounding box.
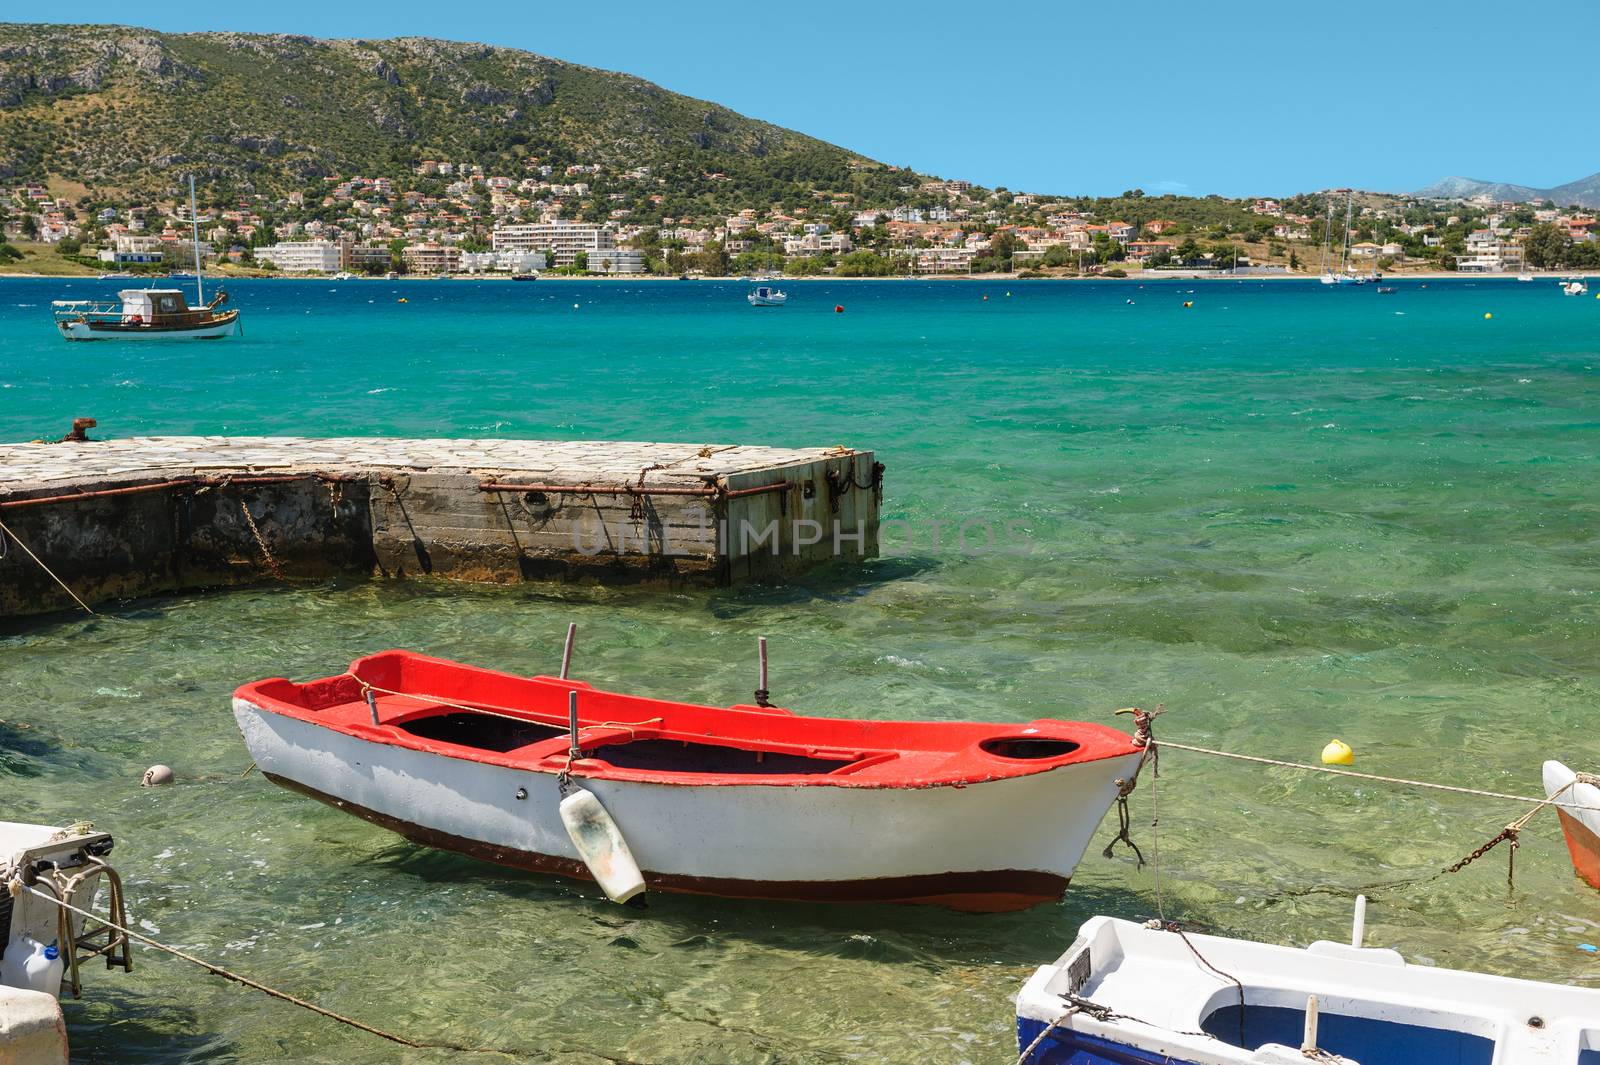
[1340,190,1354,274]
[189,175,203,306]
[1320,196,1332,275]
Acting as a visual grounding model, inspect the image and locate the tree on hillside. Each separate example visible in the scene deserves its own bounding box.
[697,241,729,276]
[1522,223,1570,269]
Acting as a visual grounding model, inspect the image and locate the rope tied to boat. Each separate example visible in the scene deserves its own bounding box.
[1442,777,1586,890]
[1101,706,1165,866]
[1154,738,1600,814]
[1142,723,1600,904]
[11,882,647,1062]
[1109,706,1249,1048]
[1017,990,1223,1064]
[0,514,98,616]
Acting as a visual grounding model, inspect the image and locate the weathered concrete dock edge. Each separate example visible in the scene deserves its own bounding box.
[0,437,882,618]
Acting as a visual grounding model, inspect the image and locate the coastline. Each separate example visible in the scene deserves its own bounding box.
[2,269,1584,282]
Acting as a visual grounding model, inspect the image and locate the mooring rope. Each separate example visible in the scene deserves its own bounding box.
[11,884,646,1063]
[12,884,510,1055]
[0,515,98,616]
[1156,737,1600,814]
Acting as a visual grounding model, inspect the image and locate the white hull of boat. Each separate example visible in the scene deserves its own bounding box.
[1018,915,1600,1064]
[57,319,238,341]
[1544,760,1600,891]
[232,695,1140,908]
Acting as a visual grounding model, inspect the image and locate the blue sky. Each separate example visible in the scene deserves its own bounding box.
[30,1,1596,197]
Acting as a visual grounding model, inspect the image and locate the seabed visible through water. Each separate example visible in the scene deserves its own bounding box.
[3,276,1599,1062]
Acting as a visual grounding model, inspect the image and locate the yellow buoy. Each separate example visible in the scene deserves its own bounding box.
[1321,739,1354,765]
[397,297,408,303]
[1484,312,1493,320]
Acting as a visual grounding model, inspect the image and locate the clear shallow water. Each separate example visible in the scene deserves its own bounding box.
[3,276,1600,1062]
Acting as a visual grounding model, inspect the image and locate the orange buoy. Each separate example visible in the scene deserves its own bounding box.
[834,304,844,313]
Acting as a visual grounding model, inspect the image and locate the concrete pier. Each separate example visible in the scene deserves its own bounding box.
[0,437,882,618]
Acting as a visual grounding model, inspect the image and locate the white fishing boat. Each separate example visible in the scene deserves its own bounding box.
[53,288,238,340]
[53,176,238,341]
[232,649,1143,910]
[1544,760,1600,891]
[1,820,132,1063]
[1018,902,1600,1064]
[747,285,788,306]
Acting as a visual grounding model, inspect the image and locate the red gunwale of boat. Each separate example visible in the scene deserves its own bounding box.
[234,650,1141,789]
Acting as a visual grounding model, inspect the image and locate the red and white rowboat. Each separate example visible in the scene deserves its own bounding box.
[232,650,1144,911]
[1543,760,1600,891]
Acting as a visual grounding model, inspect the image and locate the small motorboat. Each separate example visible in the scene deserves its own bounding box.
[1017,901,1600,1064]
[233,649,1143,910]
[747,285,788,306]
[1375,285,1397,294]
[511,273,538,281]
[1544,760,1600,890]
[2,819,133,1063]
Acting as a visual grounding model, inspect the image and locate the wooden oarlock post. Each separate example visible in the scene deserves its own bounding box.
[568,690,581,761]
[364,689,380,726]
[560,622,576,679]
[754,636,771,707]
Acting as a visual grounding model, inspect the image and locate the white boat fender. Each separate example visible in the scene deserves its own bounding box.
[558,784,646,905]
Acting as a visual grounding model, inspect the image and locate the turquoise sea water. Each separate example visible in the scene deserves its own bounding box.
[3,276,1600,1062]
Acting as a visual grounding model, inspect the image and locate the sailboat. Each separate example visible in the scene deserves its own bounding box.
[53,176,239,341]
[1317,196,1359,285]
[1320,191,1364,285]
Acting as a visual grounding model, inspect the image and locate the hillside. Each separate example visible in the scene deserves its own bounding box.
[0,24,919,212]
[1416,171,1600,208]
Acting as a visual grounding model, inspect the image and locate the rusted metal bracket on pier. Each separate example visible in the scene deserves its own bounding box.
[477,479,792,500]
[0,472,363,510]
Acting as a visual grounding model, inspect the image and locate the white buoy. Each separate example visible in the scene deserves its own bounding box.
[559,786,645,904]
[141,764,173,787]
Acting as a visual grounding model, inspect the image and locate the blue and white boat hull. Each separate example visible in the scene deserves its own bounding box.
[1017,915,1600,1065]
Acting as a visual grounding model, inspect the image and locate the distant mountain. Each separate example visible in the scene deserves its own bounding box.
[1416,172,1600,208]
[1547,172,1600,208]
[0,24,922,211]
